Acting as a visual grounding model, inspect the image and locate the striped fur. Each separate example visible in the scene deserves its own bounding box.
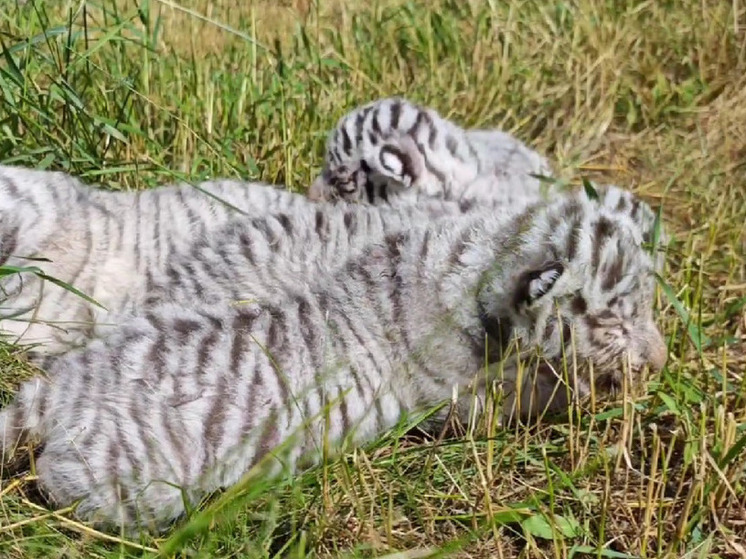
[0,190,667,532]
[310,97,668,268]
[137,185,666,340]
[308,99,668,267]
[0,166,328,354]
[142,199,469,312]
[308,97,553,207]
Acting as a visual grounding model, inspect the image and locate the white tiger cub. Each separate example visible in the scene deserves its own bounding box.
[0,189,667,532]
[0,165,479,356]
[308,96,553,207]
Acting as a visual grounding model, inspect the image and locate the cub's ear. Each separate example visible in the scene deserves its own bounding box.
[366,135,425,189]
[513,261,565,308]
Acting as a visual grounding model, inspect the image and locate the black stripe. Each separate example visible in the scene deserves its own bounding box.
[110,210,124,254]
[341,126,353,156]
[330,315,385,434]
[193,326,222,477]
[427,120,438,149]
[0,224,19,266]
[105,438,123,516]
[415,140,447,185]
[160,397,191,482]
[390,100,402,129]
[566,219,582,261]
[1,173,21,198]
[180,261,206,298]
[203,311,250,467]
[315,209,330,241]
[371,106,382,135]
[277,213,293,236]
[365,177,376,203]
[251,217,280,252]
[407,110,427,138]
[265,306,292,409]
[591,217,615,273]
[126,379,164,498]
[415,229,432,290]
[65,350,98,453]
[380,182,389,203]
[255,407,280,462]
[7,175,42,215]
[386,238,447,387]
[238,229,257,265]
[336,382,351,434]
[379,144,416,184]
[331,128,340,161]
[111,418,144,521]
[447,228,471,266]
[343,210,358,238]
[296,294,323,370]
[240,356,264,449]
[477,303,514,362]
[630,197,641,221]
[601,242,625,291]
[193,311,224,384]
[466,137,479,162]
[445,135,459,156]
[336,305,387,389]
[354,107,372,145]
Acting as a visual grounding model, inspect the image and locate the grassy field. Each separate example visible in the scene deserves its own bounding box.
[1,0,745,557]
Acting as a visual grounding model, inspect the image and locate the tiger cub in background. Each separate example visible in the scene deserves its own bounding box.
[309,96,554,207]
[311,97,668,269]
[0,189,667,532]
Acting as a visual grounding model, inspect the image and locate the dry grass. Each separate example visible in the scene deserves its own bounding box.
[1,0,745,557]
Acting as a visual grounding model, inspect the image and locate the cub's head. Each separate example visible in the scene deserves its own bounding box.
[477,193,667,417]
[309,97,439,205]
[309,134,425,205]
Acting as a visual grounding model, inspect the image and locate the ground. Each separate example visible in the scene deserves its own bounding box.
[0,0,745,557]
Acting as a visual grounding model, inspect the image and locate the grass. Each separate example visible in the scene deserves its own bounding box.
[1,0,745,556]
